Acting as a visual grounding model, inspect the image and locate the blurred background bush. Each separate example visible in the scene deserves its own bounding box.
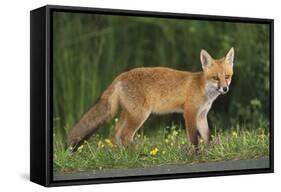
[53,12,270,143]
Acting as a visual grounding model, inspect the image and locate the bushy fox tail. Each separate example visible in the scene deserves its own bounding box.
[67,81,120,151]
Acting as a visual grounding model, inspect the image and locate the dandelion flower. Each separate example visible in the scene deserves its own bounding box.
[149,147,159,156]
[259,134,266,139]
[105,139,114,148]
[232,131,238,137]
[172,130,178,136]
[77,145,84,152]
[98,140,105,148]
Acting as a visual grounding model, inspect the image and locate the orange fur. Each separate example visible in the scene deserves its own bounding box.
[67,48,234,150]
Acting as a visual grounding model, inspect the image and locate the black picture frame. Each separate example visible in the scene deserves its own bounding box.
[30,5,274,187]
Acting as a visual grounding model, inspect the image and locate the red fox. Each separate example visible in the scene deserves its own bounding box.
[68,48,234,150]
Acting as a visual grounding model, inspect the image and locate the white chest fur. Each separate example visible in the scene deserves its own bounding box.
[198,83,220,119]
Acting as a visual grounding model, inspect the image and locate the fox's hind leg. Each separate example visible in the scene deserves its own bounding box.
[111,110,127,145]
[120,110,150,146]
[111,109,150,146]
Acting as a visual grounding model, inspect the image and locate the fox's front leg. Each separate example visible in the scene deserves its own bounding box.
[196,113,210,143]
[183,107,199,147]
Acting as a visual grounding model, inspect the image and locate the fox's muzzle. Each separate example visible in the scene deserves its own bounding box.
[217,86,229,94]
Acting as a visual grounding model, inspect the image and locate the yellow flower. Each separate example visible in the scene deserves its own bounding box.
[172,130,178,136]
[104,139,114,148]
[77,145,84,152]
[259,134,266,139]
[149,147,159,156]
[232,131,238,137]
[98,140,105,148]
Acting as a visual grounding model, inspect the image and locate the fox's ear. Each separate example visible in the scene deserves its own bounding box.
[225,47,234,67]
[200,49,213,70]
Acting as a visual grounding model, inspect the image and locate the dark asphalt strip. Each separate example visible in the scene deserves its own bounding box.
[53,157,269,181]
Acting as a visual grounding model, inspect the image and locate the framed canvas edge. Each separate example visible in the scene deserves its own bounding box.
[30,6,48,186]
[30,4,274,187]
[48,169,273,187]
[46,4,274,23]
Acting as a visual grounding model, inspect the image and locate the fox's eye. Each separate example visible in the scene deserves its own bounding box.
[212,76,219,81]
[225,75,230,79]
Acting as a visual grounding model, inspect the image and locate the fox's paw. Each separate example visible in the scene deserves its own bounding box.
[187,146,200,156]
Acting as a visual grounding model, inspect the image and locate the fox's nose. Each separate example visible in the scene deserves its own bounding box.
[222,86,228,93]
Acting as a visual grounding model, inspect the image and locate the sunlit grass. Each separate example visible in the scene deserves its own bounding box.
[53,124,269,173]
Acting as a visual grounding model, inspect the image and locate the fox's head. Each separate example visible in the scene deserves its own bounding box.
[200,48,234,95]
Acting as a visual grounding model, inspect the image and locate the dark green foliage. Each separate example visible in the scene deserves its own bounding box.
[53,12,270,148]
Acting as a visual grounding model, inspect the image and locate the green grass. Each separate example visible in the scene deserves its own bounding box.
[53,123,269,173]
